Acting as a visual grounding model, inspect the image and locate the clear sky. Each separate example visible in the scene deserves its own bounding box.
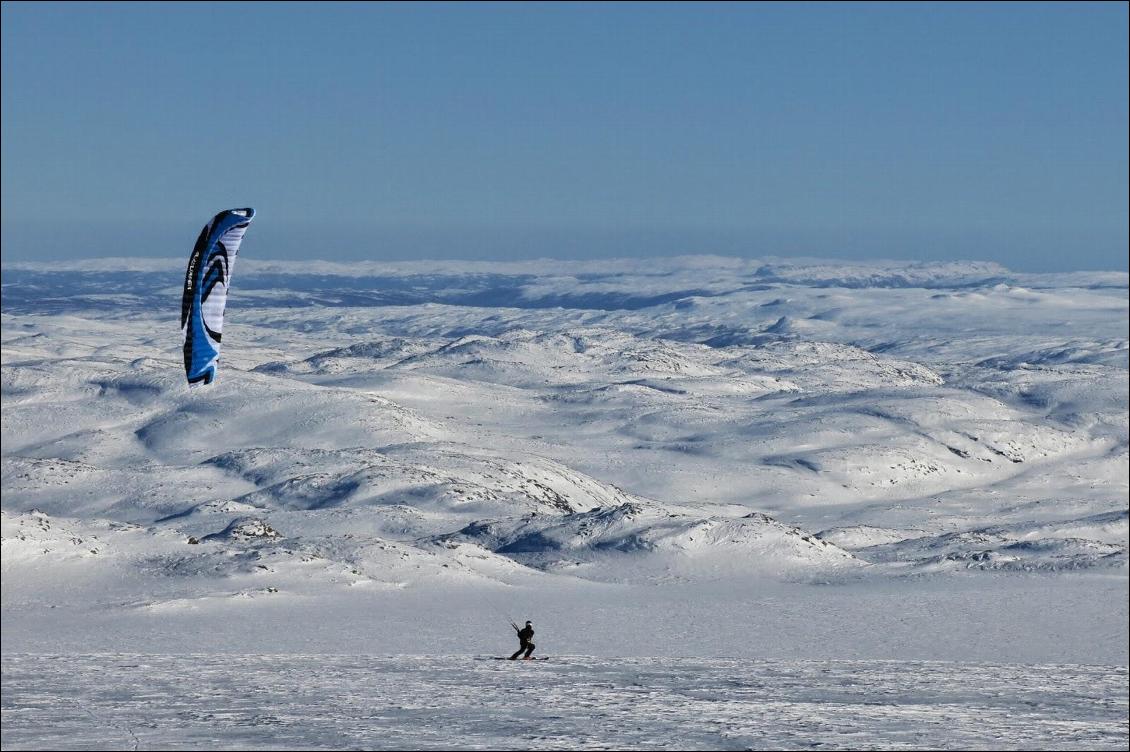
[2,2,1127,271]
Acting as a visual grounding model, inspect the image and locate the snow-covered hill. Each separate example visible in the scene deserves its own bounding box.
[2,256,1126,663]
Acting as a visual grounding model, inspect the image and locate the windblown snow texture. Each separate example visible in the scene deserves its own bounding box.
[181,208,254,385]
[2,655,1125,751]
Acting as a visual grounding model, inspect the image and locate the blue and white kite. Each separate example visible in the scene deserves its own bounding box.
[180,208,255,386]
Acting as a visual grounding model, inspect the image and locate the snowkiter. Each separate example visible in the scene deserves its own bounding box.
[510,620,535,660]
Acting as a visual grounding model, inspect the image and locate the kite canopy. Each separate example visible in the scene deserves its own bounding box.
[181,208,255,386]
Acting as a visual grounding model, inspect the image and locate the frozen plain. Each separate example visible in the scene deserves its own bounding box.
[2,256,1127,749]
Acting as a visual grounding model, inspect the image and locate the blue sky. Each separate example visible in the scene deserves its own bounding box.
[2,2,1127,270]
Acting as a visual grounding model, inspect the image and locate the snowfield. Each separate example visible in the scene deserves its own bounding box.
[2,255,1127,749]
[1,655,1126,751]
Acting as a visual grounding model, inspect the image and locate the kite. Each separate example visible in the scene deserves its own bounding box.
[181,208,255,385]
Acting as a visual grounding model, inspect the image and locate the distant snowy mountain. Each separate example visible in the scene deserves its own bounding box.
[2,255,1126,660]
[439,503,859,582]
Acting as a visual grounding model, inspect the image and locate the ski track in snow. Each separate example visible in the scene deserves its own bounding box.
[2,655,1126,751]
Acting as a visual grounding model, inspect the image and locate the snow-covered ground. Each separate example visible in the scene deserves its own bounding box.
[2,256,1127,748]
[2,655,1125,750]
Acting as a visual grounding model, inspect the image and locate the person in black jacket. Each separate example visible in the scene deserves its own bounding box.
[509,620,535,660]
